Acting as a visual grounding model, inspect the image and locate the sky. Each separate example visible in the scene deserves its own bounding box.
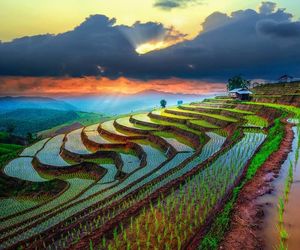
[0,0,300,96]
[1,0,299,42]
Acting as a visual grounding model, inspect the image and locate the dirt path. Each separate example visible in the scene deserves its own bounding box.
[220,121,294,250]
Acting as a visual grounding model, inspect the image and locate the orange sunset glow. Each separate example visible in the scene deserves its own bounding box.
[0,76,226,96]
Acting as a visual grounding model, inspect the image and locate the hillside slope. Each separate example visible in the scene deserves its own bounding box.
[0,96,76,112]
[252,81,300,106]
[0,109,80,136]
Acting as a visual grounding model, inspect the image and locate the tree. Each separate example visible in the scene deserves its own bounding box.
[160,99,167,108]
[6,124,15,134]
[227,75,250,91]
[27,132,33,143]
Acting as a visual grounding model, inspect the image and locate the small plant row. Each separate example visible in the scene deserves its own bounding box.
[275,126,299,250]
[96,132,266,250]
[197,106,288,250]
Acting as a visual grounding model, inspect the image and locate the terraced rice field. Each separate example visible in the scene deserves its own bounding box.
[4,157,47,182]
[83,124,114,144]
[1,98,285,250]
[116,116,156,131]
[36,134,70,167]
[65,128,91,155]
[165,107,238,122]
[0,198,40,219]
[20,138,49,157]
[101,120,133,136]
[120,153,141,173]
[244,115,268,128]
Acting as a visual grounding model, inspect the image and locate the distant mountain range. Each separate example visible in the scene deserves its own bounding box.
[61,90,216,115]
[132,89,200,97]
[0,91,220,116]
[0,96,76,113]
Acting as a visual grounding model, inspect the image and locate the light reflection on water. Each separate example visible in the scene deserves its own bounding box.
[257,126,300,250]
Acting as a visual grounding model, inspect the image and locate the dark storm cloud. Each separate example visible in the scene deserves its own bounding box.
[153,0,203,10]
[257,19,300,38]
[0,2,300,81]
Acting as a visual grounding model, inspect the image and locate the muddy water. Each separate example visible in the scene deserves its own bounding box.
[257,126,300,249]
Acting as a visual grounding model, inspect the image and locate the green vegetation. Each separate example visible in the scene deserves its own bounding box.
[274,159,294,249]
[0,109,106,138]
[181,104,253,115]
[246,102,300,118]
[166,107,238,122]
[132,113,205,139]
[86,158,115,165]
[0,109,80,136]
[0,143,23,156]
[199,113,286,249]
[0,131,9,141]
[38,111,107,137]
[227,75,250,91]
[102,132,265,249]
[244,115,268,128]
[153,131,194,149]
[160,99,167,108]
[189,119,219,129]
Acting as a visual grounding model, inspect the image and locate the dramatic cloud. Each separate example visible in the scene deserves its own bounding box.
[153,0,203,10]
[257,19,300,38]
[0,15,184,78]
[201,12,231,32]
[119,21,186,48]
[0,2,300,82]
[138,1,300,80]
[259,1,277,15]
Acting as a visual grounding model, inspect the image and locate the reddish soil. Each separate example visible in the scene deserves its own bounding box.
[220,120,294,250]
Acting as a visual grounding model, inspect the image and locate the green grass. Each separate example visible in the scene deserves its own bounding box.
[86,158,115,165]
[0,131,9,141]
[75,112,108,126]
[212,129,228,137]
[0,143,23,156]
[154,109,197,120]
[38,111,108,136]
[133,113,205,137]
[245,102,300,118]
[189,120,219,129]
[0,109,84,137]
[166,107,238,122]
[244,115,268,128]
[181,104,253,115]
